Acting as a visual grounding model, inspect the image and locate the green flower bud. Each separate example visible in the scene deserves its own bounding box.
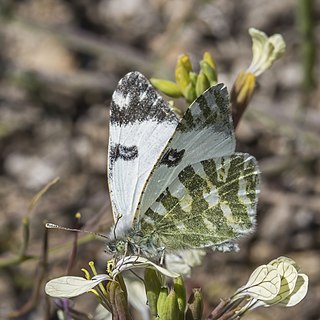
[161,289,180,320]
[175,54,194,101]
[203,51,216,69]
[189,71,198,87]
[176,64,191,93]
[195,70,210,97]
[150,78,183,98]
[177,54,193,73]
[184,83,197,103]
[174,276,186,320]
[144,268,162,318]
[157,286,169,319]
[186,289,203,320]
[200,60,218,86]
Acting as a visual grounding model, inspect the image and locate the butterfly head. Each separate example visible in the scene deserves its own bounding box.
[105,238,127,256]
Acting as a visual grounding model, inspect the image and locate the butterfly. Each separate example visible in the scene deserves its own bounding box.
[106,71,259,260]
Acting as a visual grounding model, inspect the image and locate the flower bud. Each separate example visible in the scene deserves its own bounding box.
[230,71,256,128]
[175,54,197,103]
[150,78,183,98]
[177,54,193,73]
[199,60,217,86]
[175,56,191,90]
[195,70,210,97]
[184,83,197,103]
[203,51,216,69]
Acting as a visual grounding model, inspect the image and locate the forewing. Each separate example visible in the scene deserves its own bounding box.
[140,153,260,250]
[138,83,235,218]
[108,72,179,234]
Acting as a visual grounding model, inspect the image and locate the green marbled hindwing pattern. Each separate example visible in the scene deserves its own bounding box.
[141,153,259,251]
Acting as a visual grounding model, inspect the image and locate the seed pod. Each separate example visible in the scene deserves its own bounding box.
[161,289,179,320]
[186,289,203,320]
[144,268,161,318]
[116,273,128,301]
[109,281,131,320]
[173,276,186,320]
[157,286,169,319]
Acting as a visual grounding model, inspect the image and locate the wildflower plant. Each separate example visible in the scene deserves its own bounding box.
[45,29,308,320]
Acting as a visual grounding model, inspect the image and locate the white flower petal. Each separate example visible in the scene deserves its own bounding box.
[269,256,301,272]
[112,256,179,278]
[278,273,309,307]
[260,262,298,306]
[94,304,112,320]
[233,265,281,301]
[45,275,111,298]
[125,277,149,320]
[166,249,206,276]
[247,28,286,76]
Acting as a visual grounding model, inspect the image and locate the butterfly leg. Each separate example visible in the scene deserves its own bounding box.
[123,240,129,256]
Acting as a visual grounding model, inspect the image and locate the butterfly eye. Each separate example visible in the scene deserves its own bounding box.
[115,240,127,254]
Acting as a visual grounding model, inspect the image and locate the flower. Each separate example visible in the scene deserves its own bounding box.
[45,257,179,299]
[231,28,286,127]
[229,256,308,318]
[247,28,286,77]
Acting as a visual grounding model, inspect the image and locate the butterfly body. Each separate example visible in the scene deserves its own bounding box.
[106,227,163,258]
[106,72,259,260]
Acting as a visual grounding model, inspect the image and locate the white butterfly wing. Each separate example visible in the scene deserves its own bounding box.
[108,72,179,235]
[138,83,235,218]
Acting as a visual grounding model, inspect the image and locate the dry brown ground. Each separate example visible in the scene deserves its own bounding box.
[0,0,319,319]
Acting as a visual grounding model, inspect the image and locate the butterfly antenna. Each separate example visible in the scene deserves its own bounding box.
[45,222,109,240]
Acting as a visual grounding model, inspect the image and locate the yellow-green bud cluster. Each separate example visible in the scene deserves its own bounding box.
[151,52,218,104]
[144,268,203,320]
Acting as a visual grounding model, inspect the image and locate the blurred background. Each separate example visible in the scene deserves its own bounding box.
[0,0,319,319]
